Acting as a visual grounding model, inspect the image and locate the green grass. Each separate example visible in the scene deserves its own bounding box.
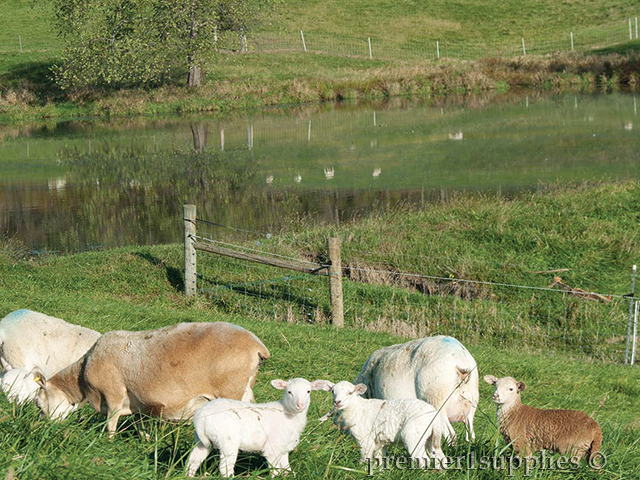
[0,181,639,478]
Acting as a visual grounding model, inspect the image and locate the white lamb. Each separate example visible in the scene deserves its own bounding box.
[355,335,479,443]
[186,377,331,478]
[327,381,448,470]
[0,358,38,404]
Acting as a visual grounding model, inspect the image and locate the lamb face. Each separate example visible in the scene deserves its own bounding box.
[331,381,366,410]
[272,378,332,415]
[484,375,526,408]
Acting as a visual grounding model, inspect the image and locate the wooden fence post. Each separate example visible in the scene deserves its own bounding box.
[184,205,197,297]
[328,237,344,327]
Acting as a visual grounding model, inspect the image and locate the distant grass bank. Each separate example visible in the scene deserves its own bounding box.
[1,51,640,123]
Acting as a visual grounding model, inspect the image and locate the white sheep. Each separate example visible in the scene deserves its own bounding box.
[484,375,603,460]
[327,381,448,470]
[186,377,331,478]
[355,336,479,443]
[0,309,100,379]
[0,358,39,404]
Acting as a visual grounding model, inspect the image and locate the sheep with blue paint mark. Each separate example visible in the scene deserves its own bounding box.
[355,335,479,443]
[0,310,100,403]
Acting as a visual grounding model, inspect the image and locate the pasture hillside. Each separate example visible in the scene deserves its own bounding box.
[2,0,640,121]
[0,181,639,478]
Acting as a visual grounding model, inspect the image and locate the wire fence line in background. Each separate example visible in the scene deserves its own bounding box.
[215,17,639,61]
[188,213,637,364]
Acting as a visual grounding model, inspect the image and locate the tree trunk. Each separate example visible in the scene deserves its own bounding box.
[187,63,203,87]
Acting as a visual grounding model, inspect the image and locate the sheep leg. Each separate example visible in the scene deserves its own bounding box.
[266,452,291,477]
[425,427,447,470]
[443,416,457,446]
[465,409,476,442]
[401,429,429,468]
[358,438,378,464]
[186,441,211,478]
[218,448,239,478]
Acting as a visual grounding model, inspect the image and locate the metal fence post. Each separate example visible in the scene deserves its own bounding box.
[632,301,639,365]
[625,264,637,363]
[184,205,197,297]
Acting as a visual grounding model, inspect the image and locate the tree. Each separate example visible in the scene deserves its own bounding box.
[48,0,275,90]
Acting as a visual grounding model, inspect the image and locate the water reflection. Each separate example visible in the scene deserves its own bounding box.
[1,93,639,252]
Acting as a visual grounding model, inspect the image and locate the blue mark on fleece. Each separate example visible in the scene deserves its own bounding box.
[6,309,30,318]
[442,336,460,345]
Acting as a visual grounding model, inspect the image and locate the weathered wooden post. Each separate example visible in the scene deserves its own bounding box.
[328,237,344,327]
[184,205,197,297]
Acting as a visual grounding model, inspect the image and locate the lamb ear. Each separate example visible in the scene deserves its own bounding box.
[310,380,334,391]
[517,382,526,392]
[0,357,12,373]
[354,383,367,395]
[483,375,498,385]
[270,379,288,390]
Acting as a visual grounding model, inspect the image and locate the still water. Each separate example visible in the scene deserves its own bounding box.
[1,93,639,252]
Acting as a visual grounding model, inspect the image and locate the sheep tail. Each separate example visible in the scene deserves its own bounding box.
[587,428,603,462]
[354,361,374,399]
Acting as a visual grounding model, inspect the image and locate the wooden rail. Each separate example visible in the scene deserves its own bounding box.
[193,242,328,276]
[184,205,344,327]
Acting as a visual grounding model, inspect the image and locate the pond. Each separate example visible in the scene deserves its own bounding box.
[1,92,639,253]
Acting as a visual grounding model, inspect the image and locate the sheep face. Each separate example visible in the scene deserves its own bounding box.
[35,380,77,420]
[330,381,367,410]
[1,368,39,404]
[271,378,332,415]
[484,375,526,407]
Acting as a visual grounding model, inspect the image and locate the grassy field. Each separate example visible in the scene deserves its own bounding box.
[1,0,640,121]
[0,181,639,478]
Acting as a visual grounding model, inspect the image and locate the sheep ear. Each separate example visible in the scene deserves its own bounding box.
[517,382,526,392]
[354,383,367,395]
[483,375,498,385]
[32,368,46,388]
[271,379,288,390]
[310,380,333,391]
[0,357,12,373]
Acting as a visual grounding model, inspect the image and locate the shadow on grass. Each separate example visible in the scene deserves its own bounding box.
[135,251,184,293]
[590,39,640,55]
[201,275,328,322]
[0,60,63,99]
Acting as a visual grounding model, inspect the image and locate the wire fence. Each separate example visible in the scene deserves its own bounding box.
[194,221,634,364]
[216,17,640,61]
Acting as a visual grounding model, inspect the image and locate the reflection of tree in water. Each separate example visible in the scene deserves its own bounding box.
[52,135,304,251]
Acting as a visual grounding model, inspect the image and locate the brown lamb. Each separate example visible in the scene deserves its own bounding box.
[484,375,602,460]
[35,322,270,436]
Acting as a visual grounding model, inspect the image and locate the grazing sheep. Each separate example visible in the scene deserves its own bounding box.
[484,375,603,460]
[327,381,448,469]
[0,309,101,378]
[35,322,270,436]
[355,335,479,443]
[186,378,331,478]
[0,358,38,404]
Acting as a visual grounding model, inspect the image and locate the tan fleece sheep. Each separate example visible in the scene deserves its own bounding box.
[484,375,602,461]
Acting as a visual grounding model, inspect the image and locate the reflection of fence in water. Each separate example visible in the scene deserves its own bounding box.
[191,213,634,363]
